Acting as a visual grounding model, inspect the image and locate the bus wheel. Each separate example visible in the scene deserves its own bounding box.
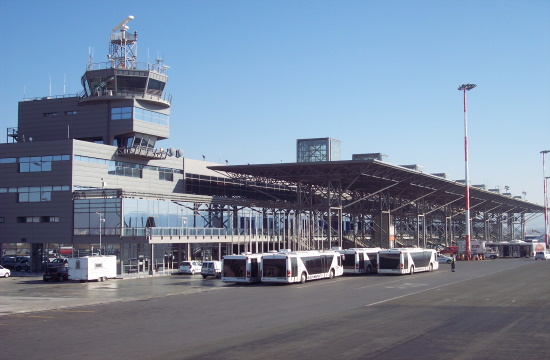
[366,266,372,275]
[300,272,307,284]
[409,266,415,275]
[329,269,335,279]
[429,264,433,272]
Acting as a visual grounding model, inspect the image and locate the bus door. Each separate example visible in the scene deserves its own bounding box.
[290,257,298,277]
[358,253,365,270]
[250,258,259,278]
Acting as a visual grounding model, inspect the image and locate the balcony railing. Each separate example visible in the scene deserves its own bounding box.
[117,146,167,160]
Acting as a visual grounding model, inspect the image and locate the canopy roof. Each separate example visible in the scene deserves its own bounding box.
[210,160,543,214]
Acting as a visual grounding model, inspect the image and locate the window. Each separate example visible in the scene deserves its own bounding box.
[0,158,16,164]
[17,216,40,223]
[110,107,132,120]
[65,111,78,115]
[15,185,68,203]
[158,168,174,181]
[134,108,169,126]
[18,155,69,173]
[17,216,59,223]
[44,112,58,117]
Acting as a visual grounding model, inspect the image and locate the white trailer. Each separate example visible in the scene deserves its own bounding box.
[68,256,117,282]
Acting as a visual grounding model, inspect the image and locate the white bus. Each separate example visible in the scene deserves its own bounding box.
[222,253,263,283]
[261,250,343,284]
[338,248,382,275]
[377,248,438,275]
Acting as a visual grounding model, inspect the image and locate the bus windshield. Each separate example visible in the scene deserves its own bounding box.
[223,259,246,277]
[378,253,400,269]
[262,258,287,277]
[341,254,356,269]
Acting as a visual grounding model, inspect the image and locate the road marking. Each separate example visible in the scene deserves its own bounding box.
[363,267,513,308]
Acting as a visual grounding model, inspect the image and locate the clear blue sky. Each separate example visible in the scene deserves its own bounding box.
[1,1,549,229]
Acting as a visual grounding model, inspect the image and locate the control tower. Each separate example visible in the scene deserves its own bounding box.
[12,16,172,160]
[78,16,171,159]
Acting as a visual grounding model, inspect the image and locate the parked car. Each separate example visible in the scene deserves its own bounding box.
[0,265,11,278]
[437,255,453,264]
[15,258,31,272]
[48,258,69,267]
[534,251,550,260]
[178,261,202,275]
[2,256,30,271]
[43,266,69,282]
[201,261,222,278]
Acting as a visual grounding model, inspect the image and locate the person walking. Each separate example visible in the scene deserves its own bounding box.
[451,257,456,272]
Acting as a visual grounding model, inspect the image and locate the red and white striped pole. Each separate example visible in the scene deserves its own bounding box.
[458,84,476,260]
[542,150,550,249]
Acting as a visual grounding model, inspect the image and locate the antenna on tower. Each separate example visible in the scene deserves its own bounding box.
[112,15,134,32]
[109,16,137,69]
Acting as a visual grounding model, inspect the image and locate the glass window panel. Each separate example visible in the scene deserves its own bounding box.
[19,163,30,172]
[18,193,29,202]
[28,192,41,202]
[74,213,90,229]
[40,192,51,201]
[29,162,42,172]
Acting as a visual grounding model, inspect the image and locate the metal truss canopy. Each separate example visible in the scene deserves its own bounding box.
[210,160,544,214]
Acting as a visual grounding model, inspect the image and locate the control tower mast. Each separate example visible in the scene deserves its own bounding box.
[108,15,137,69]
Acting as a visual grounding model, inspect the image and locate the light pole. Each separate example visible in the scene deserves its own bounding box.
[542,150,550,248]
[458,83,476,260]
[95,211,105,255]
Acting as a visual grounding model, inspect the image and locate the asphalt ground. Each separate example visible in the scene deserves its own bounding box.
[1,258,549,360]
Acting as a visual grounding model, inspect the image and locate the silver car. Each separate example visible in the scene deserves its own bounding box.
[178,261,202,274]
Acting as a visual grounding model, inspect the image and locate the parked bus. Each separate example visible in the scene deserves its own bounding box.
[337,248,382,275]
[486,241,540,258]
[222,253,263,283]
[261,250,343,284]
[377,248,438,275]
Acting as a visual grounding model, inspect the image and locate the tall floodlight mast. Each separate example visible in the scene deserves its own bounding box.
[458,83,476,260]
[542,150,550,248]
[109,15,137,69]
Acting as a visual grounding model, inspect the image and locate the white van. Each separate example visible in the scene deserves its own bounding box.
[534,251,550,260]
[201,261,222,278]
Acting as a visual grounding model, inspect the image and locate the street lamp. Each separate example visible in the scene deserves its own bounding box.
[458,83,476,260]
[542,150,550,248]
[95,211,105,255]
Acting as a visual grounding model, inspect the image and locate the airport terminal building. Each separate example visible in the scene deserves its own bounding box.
[1,18,544,273]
